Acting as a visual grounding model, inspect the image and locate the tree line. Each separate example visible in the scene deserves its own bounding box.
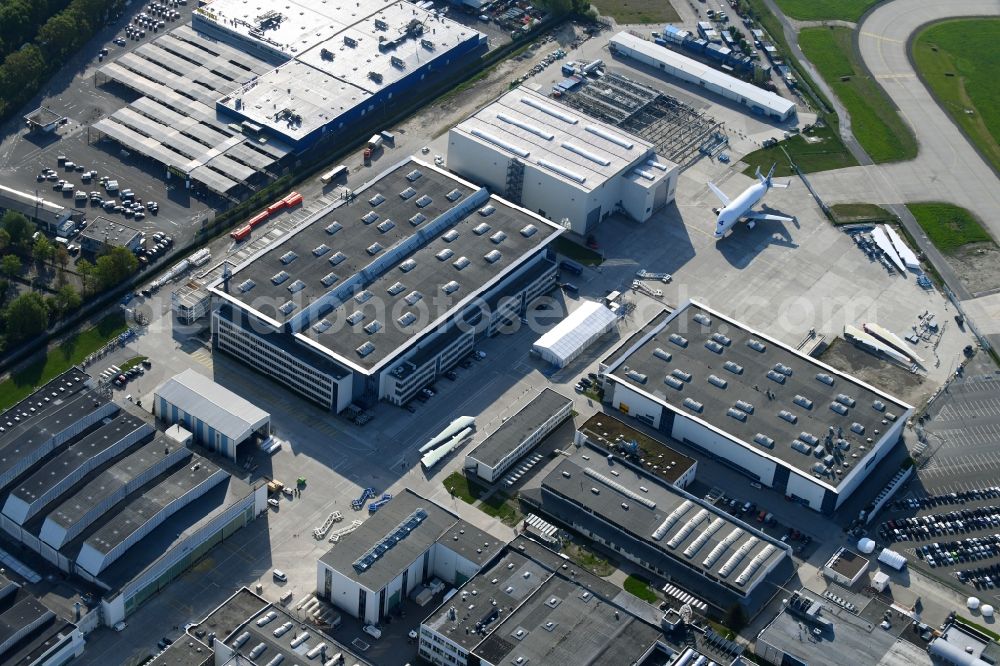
[0,0,125,121]
[0,211,136,350]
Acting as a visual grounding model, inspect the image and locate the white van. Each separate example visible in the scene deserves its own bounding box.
[363,625,382,639]
[272,569,287,582]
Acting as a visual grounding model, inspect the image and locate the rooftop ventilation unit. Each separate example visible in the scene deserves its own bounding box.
[313,319,333,333]
[404,290,422,305]
[256,611,278,627]
[400,259,417,272]
[391,56,405,69]
[325,221,343,235]
[443,230,459,242]
[719,537,759,577]
[850,422,865,435]
[248,644,267,659]
[278,301,296,315]
[766,370,786,384]
[653,348,672,362]
[830,402,848,415]
[791,440,812,455]
[815,373,835,386]
[474,223,491,235]
[671,369,692,382]
[561,141,611,166]
[835,393,856,407]
[683,398,703,413]
[344,35,358,47]
[479,205,496,217]
[406,169,423,182]
[287,279,306,293]
[734,400,754,414]
[398,312,416,327]
[368,71,383,83]
[793,395,813,410]
[399,187,416,200]
[872,400,886,412]
[447,189,463,202]
[355,290,373,304]
[746,338,766,352]
[652,500,692,540]
[669,333,688,348]
[584,467,656,509]
[409,213,426,226]
[712,333,732,346]
[387,282,406,296]
[664,376,684,390]
[369,193,386,206]
[364,320,382,335]
[773,363,793,376]
[490,231,507,244]
[537,159,586,184]
[470,128,530,158]
[520,224,537,237]
[778,410,797,424]
[442,281,460,295]
[312,244,330,257]
[727,408,747,422]
[496,112,555,140]
[484,250,502,264]
[329,251,346,266]
[271,271,290,285]
[667,509,709,549]
[798,432,818,446]
[705,340,724,354]
[453,256,470,270]
[232,632,251,649]
[708,374,727,389]
[377,220,395,233]
[753,433,774,449]
[683,518,723,558]
[521,96,578,124]
[692,312,712,326]
[280,251,297,265]
[321,272,339,287]
[238,279,256,293]
[356,341,376,358]
[584,124,632,148]
[625,369,647,384]
[736,544,776,586]
[723,361,743,375]
[347,311,365,326]
[436,248,455,261]
[273,622,292,637]
[362,211,379,224]
[703,527,744,568]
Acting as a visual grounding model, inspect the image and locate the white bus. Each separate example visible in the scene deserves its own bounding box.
[319,164,348,185]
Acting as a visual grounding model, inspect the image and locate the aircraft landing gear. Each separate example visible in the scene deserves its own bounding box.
[747,220,756,230]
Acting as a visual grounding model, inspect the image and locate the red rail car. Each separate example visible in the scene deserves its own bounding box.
[230,225,251,241]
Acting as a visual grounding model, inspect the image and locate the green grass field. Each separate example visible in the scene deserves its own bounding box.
[829,203,897,224]
[772,0,880,22]
[906,202,994,253]
[742,123,858,176]
[0,313,128,410]
[590,0,679,25]
[912,19,1000,174]
[800,27,917,163]
[623,575,658,602]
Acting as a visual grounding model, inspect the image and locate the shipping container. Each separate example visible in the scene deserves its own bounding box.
[248,211,269,228]
[230,225,251,241]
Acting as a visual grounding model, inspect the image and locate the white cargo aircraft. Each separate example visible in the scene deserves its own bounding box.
[708,165,794,239]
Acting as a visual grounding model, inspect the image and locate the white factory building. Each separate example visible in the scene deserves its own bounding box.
[600,301,912,513]
[447,87,679,235]
[610,32,797,122]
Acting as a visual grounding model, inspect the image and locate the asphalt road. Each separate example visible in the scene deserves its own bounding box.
[808,0,1000,244]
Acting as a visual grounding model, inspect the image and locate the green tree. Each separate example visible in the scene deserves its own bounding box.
[0,44,47,117]
[76,258,93,294]
[5,292,48,342]
[0,254,21,279]
[94,246,138,290]
[32,235,53,265]
[0,229,10,251]
[54,284,80,314]
[1,211,31,248]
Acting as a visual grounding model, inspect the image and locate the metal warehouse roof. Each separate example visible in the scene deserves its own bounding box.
[533,300,618,366]
[155,369,270,443]
[453,86,653,191]
[610,32,796,118]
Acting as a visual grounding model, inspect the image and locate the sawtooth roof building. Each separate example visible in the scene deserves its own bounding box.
[210,157,564,411]
[599,301,913,513]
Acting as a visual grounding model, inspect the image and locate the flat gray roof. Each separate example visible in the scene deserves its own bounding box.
[147,637,211,666]
[467,388,572,469]
[319,489,502,593]
[216,158,562,370]
[7,412,148,508]
[155,369,270,443]
[79,216,141,248]
[604,302,912,488]
[543,443,789,595]
[0,595,51,647]
[0,368,90,451]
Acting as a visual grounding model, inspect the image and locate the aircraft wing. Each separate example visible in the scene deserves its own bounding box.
[707,182,731,206]
[745,210,795,223]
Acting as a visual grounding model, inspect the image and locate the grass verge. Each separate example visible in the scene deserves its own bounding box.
[120,355,148,372]
[444,471,485,504]
[554,236,603,265]
[829,203,897,224]
[0,313,128,411]
[912,19,1000,175]
[742,123,858,176]
[800,27,917,162]
[772,0,880,22]
[562,540,616,577]
[956,615,1000,642]
[906,202,994,253]
[708,620,737,640]
[623,574,658,603]
[479,492,522,526]
[590,0,679,24]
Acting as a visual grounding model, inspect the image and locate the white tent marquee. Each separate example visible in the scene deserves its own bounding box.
[532,300,617,368]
